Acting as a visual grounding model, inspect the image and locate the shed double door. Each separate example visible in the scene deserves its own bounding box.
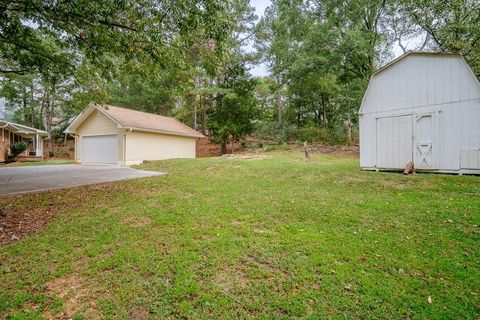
[376,113,434,169]
[376,115,413,169]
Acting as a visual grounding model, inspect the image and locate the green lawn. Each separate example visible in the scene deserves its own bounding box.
[1,151,479,319]
[14,159,75,167]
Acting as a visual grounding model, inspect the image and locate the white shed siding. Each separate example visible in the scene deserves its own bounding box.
[125,131,196,165]
[360,53,480,174]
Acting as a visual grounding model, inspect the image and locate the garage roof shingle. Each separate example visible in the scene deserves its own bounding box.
[101,105,204,138]
[66,104,204,138]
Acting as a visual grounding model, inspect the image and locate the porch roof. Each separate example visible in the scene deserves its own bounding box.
[0,120,49,139]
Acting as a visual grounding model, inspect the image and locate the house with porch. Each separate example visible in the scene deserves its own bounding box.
[0,120,49,162]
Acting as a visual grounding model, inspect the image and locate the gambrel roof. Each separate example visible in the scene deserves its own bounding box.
[359,51,480,115]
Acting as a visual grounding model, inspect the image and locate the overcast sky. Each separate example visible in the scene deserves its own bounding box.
[249,0,271,77]
[0,99,4,119]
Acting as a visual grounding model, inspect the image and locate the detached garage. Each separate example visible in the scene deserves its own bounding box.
[65,104,204,165]
[359,51,480,175]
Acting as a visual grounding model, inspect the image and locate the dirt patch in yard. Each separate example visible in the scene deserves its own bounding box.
[127,306,149,320]
[214,268,248,291]
[44,274,101,319]
[121,216,153,228]
[221,154,265,160]
[293,144,359,157]
[0,183,117,245]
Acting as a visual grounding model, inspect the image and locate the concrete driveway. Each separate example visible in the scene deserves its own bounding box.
[0,164,165,196]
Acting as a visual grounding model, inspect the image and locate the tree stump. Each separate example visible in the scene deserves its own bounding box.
[304,141,310,160]
[403,161,414,175]
[346,120,353,146]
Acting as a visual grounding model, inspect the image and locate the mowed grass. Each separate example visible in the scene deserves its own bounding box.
[0,151,479,319]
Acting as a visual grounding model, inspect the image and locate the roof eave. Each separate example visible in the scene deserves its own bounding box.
[371,51,461,77]
[11,124,49,135]
[129,126,204,138]
[1,121,49,136]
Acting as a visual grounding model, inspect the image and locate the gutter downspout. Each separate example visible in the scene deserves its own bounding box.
[124,128,133,166]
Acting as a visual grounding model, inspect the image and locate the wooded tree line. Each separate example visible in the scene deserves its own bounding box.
[1,0,479,152]
[256,0,480,143]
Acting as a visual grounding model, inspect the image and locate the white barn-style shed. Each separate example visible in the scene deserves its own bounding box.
[359,51,480,174]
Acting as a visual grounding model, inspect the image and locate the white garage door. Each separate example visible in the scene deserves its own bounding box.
[82,135,117,164]
[376,115,413,169]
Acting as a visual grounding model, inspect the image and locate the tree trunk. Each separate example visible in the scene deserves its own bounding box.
[346,120,353,146]
[201,95,207,135]
[30,81,35,128]
[31,106,35,128]
[46,104,53,157]
[44,88,54,157]
[231,135,235,154]
[304,141,310,160]
[192,95,198,130]
[315,108,322,125]
[39,92,46,130]
[22,90,28,124]
[276,86,282,125]
[221,141,227,155]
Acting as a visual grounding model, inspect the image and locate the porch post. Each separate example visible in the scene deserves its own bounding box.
[35,133,41,156]
[32,135,36,156]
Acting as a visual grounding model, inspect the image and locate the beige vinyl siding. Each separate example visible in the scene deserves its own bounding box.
[76,110,122,163]
[125,131,196,164]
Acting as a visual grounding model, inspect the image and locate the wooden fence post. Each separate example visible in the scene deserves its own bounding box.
[304,141,310,160]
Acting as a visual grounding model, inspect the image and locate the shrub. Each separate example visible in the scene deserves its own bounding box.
[253,121,358,146]
[296,127,320,143]
[51,123,70,141]
[254,121,298,144]
[10,141,29,157]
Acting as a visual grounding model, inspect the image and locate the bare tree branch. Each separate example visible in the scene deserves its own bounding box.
[418,33,431,51]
